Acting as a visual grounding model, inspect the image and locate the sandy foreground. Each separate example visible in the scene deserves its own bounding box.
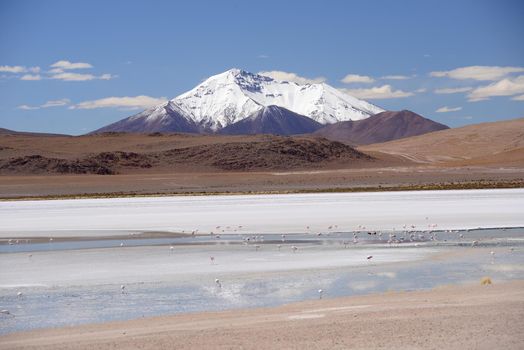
[1,281,523,350]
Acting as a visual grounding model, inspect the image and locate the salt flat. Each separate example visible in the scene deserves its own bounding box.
[1,189,523,237]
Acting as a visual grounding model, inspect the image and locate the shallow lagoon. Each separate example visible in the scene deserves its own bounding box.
[1,227,523,334]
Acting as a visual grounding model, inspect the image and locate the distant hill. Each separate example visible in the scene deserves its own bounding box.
[0,127,68,137]
[313,110,449,145]
[0,133,374,174]
[361,117,524,165]
[219,105,323,136]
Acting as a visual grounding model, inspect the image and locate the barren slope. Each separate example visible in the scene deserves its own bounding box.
[361,117,524,165]
[314,110,448,145]
[0,133,373,174]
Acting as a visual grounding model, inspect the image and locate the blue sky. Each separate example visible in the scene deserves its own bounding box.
[1,0,523,135]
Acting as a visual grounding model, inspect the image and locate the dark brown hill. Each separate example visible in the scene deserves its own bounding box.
[314,110,449,145]
[219,105,323,136]
[0,135,372,174]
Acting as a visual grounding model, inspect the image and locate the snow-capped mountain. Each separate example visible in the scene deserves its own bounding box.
[92,68,384,134]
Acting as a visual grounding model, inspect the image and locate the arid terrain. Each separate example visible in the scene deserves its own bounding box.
[2,281,523,350]
[362,117,524,166]
[0,118,522,198]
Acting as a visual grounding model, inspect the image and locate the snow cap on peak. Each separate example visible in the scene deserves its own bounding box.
[138,69,384,131]
[226,68,244,75]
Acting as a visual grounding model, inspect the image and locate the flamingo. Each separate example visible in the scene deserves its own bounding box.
[318,289,323,299]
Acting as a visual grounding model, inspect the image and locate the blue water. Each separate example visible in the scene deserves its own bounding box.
[1,228,523,335]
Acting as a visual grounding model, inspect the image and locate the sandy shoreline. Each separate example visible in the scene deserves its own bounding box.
[1,166,522,200]
[2,281,523,350]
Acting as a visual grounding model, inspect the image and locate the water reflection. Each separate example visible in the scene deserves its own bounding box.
[0,228,523,334]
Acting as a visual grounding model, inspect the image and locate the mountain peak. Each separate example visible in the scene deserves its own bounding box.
[225,68,251,77]
[93,69,384,134]
[214,68,271,83]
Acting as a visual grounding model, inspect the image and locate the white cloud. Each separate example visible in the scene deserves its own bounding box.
[41,99,70,108]
[258,70,326,84]
[0,65,41,74]
[430,65,524,81]
[50,72,114,81]
[17,104,39,110]
[341,85,414,99]
[0,65,27,73]
[341,74,374,84]
[435,106,462,113]
[512,94,524,101]
[50,72,95,81]
[381,75,411,80]
[71,95,167,110]
[17,98,70,110]
[99,73,114,80]
[434,87,473,94]
[1,60,112,82]
[48,68,64,74]
[415,88,427,93]
[50,60,93,70]
[20,74,42,81]
[467,75,524,102]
